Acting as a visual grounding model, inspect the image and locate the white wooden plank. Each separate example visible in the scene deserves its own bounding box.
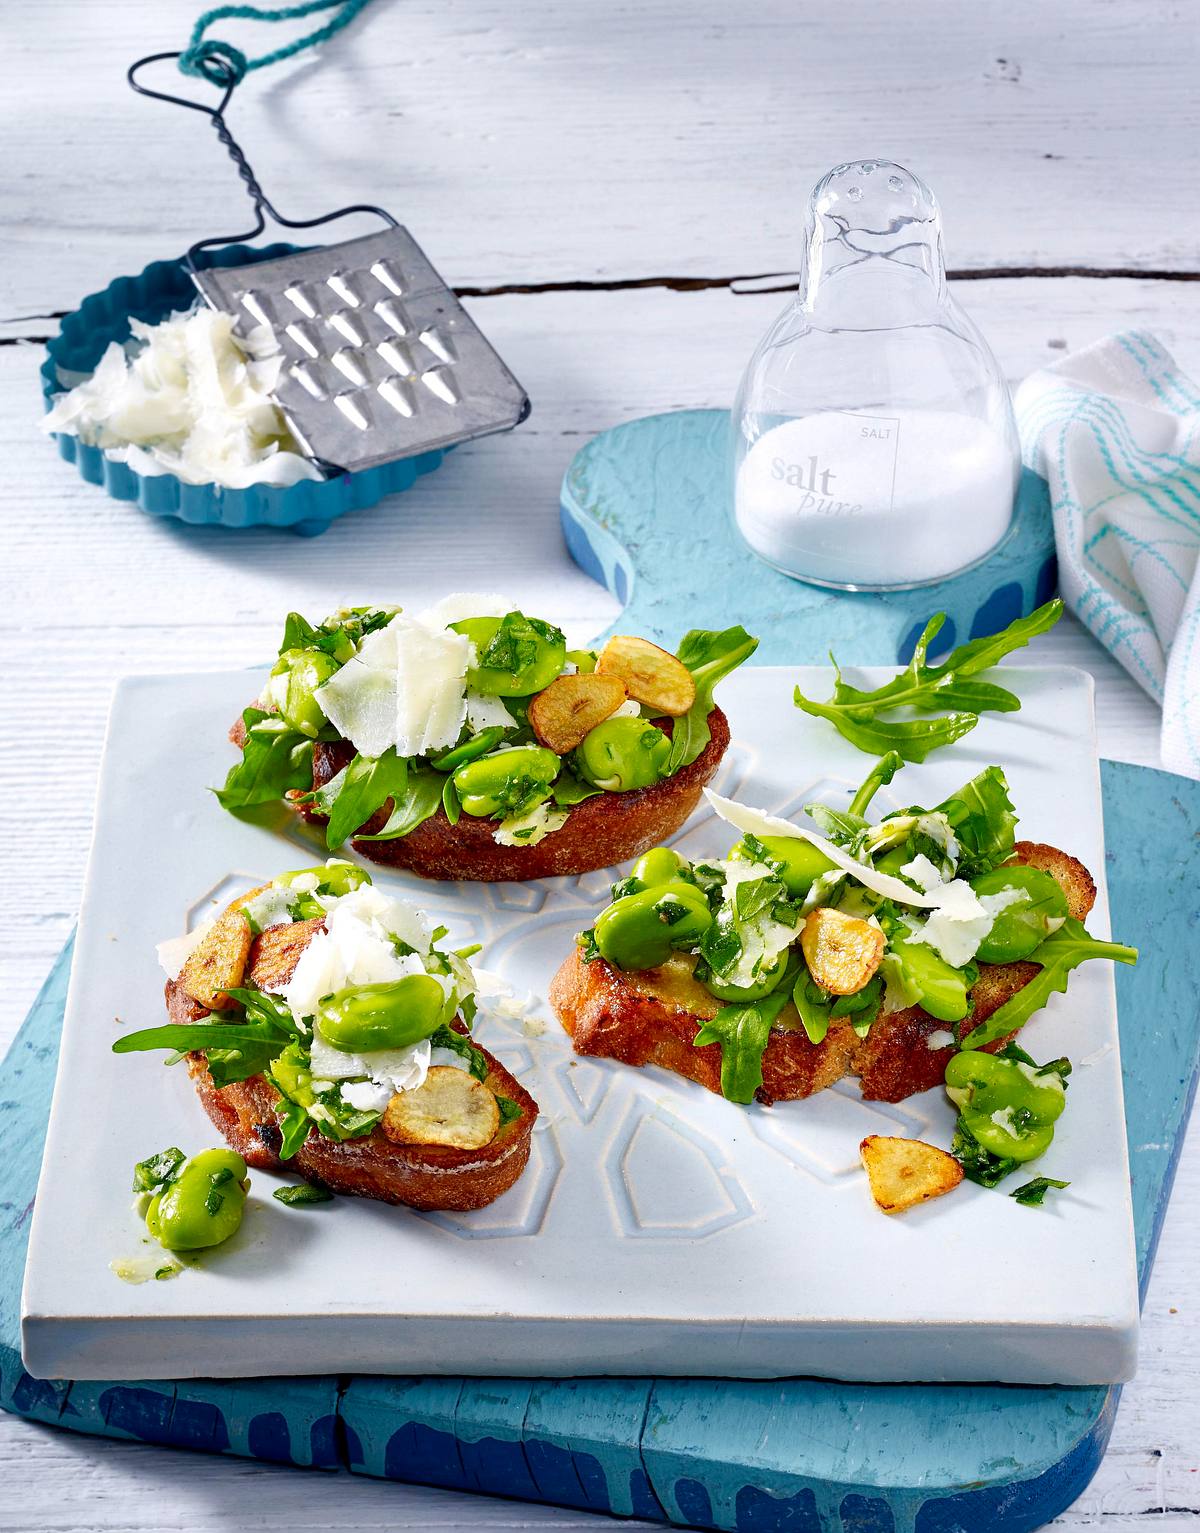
[3,0,1199,316]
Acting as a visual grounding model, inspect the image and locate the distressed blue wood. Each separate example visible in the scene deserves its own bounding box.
[559,409,1058,663]
[1,762,1197,1532]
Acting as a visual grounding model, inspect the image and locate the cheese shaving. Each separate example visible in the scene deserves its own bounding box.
[704,790,945,908]
[42,307,321,489]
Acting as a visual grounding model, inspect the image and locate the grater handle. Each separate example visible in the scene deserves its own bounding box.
[127,48,397,275]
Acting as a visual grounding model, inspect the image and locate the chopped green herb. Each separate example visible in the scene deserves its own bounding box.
[478,612,566,675]
[132,1147,186,1194]
[273,1183,335,1206]
[1010,1176,1071,1207]
[951,1115,1023,1187]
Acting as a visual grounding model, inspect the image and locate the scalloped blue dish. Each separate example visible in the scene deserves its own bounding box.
[40,244,447,536]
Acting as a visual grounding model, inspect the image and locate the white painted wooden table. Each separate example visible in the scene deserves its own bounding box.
[1,1,1197,1525]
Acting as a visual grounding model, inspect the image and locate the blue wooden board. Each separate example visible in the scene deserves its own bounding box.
[2,759,1198,1532]
[560,408,1057,663]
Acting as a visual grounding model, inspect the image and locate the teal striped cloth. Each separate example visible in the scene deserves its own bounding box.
[1017,332,1200,779]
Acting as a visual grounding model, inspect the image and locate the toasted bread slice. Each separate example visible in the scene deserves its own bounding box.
[551,841,1096,1107]
[286,707,731,882]
[168,920,537,1211]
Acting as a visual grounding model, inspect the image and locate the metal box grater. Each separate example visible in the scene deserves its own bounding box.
[193,228,530,475]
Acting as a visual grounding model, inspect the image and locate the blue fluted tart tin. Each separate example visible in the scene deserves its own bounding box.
[40,244,447,536]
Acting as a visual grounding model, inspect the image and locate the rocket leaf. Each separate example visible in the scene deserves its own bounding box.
[793,600,1063,762]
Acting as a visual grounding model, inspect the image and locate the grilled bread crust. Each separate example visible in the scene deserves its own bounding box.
[231,708,731,882]
[168,923,537,1211]
[550,842,1096,1106]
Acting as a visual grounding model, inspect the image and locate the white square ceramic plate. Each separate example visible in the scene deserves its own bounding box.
[21,666,1138,1385]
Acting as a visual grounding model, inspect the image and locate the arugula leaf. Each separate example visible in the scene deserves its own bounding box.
[931,765,1017,874]
[848,750,904,817]
[792,974,834,1044]
[215,708,313,810]
[794,600,1064,762]
[951,1115,1023,1187]
[114,987,300,1087]
[312,748,410,850]
[666,626,759,772]
[692,991,789,1103]
[355,767,445,842]
[806,802,869,850]
[132,1147,185,1194]
[553,767,603,807]
[276,1100,312,1159]
[830,973,883,1021]
[1010,1176,1070,1206]
[961,918,1138,1049]
[794,695,980,763]
[925,601,1063,682]
[273,1182,334,1206]
[113,1020,288,1082]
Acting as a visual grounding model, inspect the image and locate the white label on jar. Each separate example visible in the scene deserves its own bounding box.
[759,411,900,519]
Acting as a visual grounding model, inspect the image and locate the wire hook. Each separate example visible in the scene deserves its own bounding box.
[126,48,395,276]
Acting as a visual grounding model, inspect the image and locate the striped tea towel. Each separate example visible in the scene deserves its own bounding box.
[1016,331,1200,779]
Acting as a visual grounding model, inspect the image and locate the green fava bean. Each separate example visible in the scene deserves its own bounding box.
[704,949,798,1003]
[729,834,838,897]
[566,648,597,674]
[430,726,510,774]
[887,936,971,1022]
[452,745,561,817]
[317,973,447,1053]
[970,866,1069,963]
[575,717,671,792]
[145,1148,249,1252]
[632,847,688,888]
[945,1049,1067,1124]
[452,614,566,697]
[873,846,911,879]
[269,648,341,738]
[594,882,713,970]
[278,860,369,899]
[959,1105,1054,1163]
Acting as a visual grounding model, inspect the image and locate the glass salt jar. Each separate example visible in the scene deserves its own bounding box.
[732,160,1020,590]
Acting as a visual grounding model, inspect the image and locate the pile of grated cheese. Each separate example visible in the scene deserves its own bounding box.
[42,306,322,489]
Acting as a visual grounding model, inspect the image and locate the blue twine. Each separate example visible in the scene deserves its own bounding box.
[179,0,376,85]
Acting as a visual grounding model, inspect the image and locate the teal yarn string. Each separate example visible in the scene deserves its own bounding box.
[179,0,376,85]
